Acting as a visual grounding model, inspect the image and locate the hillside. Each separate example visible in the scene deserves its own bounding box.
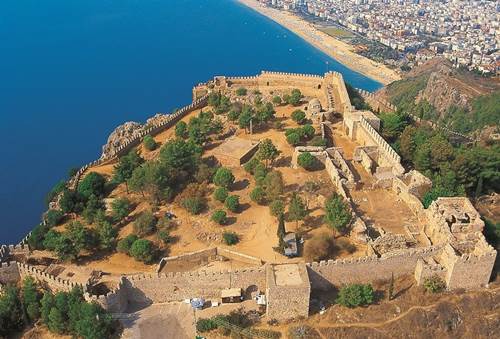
[377,58,500,136]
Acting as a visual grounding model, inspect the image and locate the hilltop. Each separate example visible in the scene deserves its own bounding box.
[377,58,499,138]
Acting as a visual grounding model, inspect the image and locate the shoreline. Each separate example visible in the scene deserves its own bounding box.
[237,0,401,86]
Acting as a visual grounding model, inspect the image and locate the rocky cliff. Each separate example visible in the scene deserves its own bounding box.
[101,114,168,158]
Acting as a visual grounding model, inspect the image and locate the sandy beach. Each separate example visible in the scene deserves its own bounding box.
[238,0,401,85]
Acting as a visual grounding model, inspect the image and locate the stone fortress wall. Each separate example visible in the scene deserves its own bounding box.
[1,71,496,320]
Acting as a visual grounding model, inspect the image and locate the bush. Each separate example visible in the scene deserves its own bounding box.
[45,209,64,227]
[143,135,157,151]
[303,233,334,262]
[253,163,268,185]
[129,239,155,263]
[243,157,261,174]
[272,96,282,105]
[291,110,306,124]
[213,187,229,203]
[225,195,240,213]
[269,199,285,218]
[297,152,317,170]
[213,167,235,188]
[196,318,218,332]
[157,229,171,245]
[181,196,206,215]
[288,325,320,339]
[228,109,240,121]
[223,231,239,245]
[336,284,374,308]
[310,136,326,147]
[133,211,157,237]
[77,172,106,199]
[175,121,188,138]
[286,132,301,146]
[211,210,227,225]
[287,89,303,106]
[250,186,266,204]
[423,275,446,293]
[302,124,315,139]
[117,234,139,254]
[236,87,247,96]
[111,197,132,223]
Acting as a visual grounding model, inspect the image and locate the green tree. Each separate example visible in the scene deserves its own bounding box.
[287,89,303,106]
[222,231,239,245]
[269,199,285,218]
[286,132,301,146]
[97,220,117,250]
[113,149,144,192]
[288,193,308,227]
[257,139,280,168]
[111,197,132,223]
[45,209,64,227]
[77,172,106,199]
[22,276,41,322]
[238,105,254,132]
[211,210,227,225]
[213,167,235,188]
[159,139,200,179]
[414,144,431,172]
[143,135,157,151]
[250,186,266,204]
[262,170,284,201]
[175,121,188,138]
[243,157,261,174]
[28,224,49,250]
[0,286,24,336]
[379,112,409,142]
[73,302,113,339]
[291,109,306,124]
[133,211,157,237]
[302,124,315,140]
[117,234,139,254]
[236,87,247,96]
[297,152,317,170]
[255,102,276,124]
[336,284,374,308]
[213,187,229,203]
[277,214,286,248]
[48,307,65,334]
[59,189,85,214]
[225,195,240,213]
[67,221,95,252]
[129,239,155,263]
[323,193,352,234]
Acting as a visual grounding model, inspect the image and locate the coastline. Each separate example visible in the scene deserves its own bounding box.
[237,0,401,85]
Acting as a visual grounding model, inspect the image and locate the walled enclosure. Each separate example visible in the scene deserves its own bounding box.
[2,71,496,322]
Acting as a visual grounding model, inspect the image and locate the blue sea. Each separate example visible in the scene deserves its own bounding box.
[0,0,381,243]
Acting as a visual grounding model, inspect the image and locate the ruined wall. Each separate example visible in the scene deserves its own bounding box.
[84,277,128,313]
[126,267,266,304]
[441,242,497,290]
[414,258,447,286]
[17,263,87,292]
[307,246,441,290]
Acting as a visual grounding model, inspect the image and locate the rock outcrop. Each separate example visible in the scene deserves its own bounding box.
[101,121,142,159]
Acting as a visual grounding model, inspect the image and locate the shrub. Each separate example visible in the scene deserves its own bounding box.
[111,197,132,223]
[228,110,240,121]
[211,210,227,225]
[287,89,303,106]
[225,195,240,212]
[181,196,206,215]
[301,124,315,139]
[236,87,247,96]
[77,172,106,199]
[304,233,334,262]
[213,187,229,203]
[297,152,317,170]
[45,209,64,227]
[250,186,266,204]
[196,318,218,332]
[288,325,320,339]
[310,136,326,147]
[243,157,261,174]
[336,284,374,308]
[253,163,268,185]
[117,234,138,254]
[143,135,157,151]
[223,231,239,245]
[129,239,155,263]
[133,211,157,237]
[286,132,301,146]
[272,96,282,105]
[157,229,171,245]
[213,167,235,188]
[423,275,446,293]
[291,110,306,124]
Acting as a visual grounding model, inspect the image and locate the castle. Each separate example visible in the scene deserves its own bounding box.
[0,71,496,321]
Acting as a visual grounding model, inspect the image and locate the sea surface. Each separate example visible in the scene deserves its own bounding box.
[0,0,381,243]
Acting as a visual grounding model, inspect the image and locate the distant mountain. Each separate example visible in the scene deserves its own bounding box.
[377,58,499,137]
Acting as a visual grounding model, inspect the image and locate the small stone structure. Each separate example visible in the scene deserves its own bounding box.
[212,136,260,167]
[306,98,323,123]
